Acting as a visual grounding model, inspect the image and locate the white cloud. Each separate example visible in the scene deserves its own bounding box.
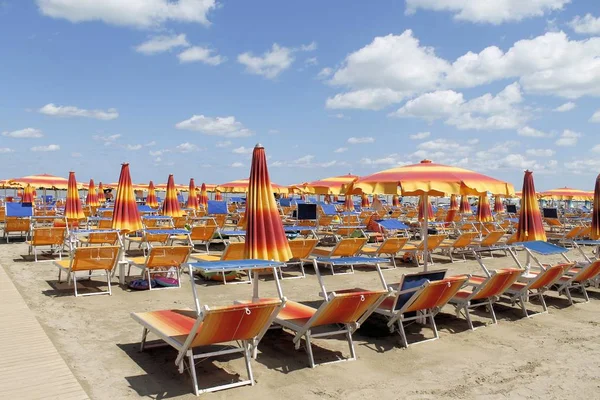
[231,162,244,168]
[555,129,581,146]
[317,67,333,79]
[405,0,570,25]
[268,129,279,134]
[215,140,231,147]
[175,115,253,137]
[135,34,189,55]
[31,144,60,152]
[360,155,403,166]
[553,102,576,112]
[175,142,200,152]
[518,126,551,137]
[2,128,43,138]
[348,136,375,144]
[272,154,341,168]
[569,14,600,35]
[71,152,82,158]
[565,159,600,174]
[39,103,118,120]
[593,145,600,153]
[300,41,317,51]
[149,149,166,156]
[37,0,217,28]
[232,146,252,154]
[0,148,14,153]
[126,144,142,150]
[590,109,600,123]
[334,147,348,153]
[304,57,318,66]
[178,46,225,65]
[526,148,555,157]
[409,132,431,140]
[238,43,294,79]
[145,141,156,146]
[326,88,407,110]
[93,134,121,144]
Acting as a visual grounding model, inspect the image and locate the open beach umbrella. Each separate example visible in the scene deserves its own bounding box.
[198,183,209,209]
[218,178,287,194]
[22,184,34,203]
[418,197,434,221]
[161,174,184,217]
[111,164,142,233]
[244,144,292,262]
[515,170,546,242]
[146,181,158,208]
[65,172,85,220]
[494,196,504,213]
[86,179,100,207]
[392,194,400,207]
[445,194,458,223]
[460,195,472,214]
[8,173,74,190]
[344,195,354,211]
[592,175,600,240]
[214,190,223,201]
[540,187,593,201]
[304,173,359,195]
[186,178,199,210]
[361,193,370,208]
[477,195,493,222]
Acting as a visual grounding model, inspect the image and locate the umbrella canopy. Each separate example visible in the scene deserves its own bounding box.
[418,198,434,221]
[65,172,84,220]
[22,184,34,203]
[460,195,472,214]
[217,178,287,194]
[445,195,458,223]
[146,181,158,208]
[494,196,504,213]
[198,183,209,209]
[155,182,188,192]
[186,178,199,210]
[361,193,370,208]
[392,194,400,207]
[0,179,20,189]
[592,175,600,240]
[539,187,593,201]
[111,164,142,233]
[515,170,546,242]
[344,195,354,211]
[303,173,359,195]
[98,182,105,203]
[244,144,292,262]
[477,195,493,222]
[214,190,223,201]
[161,174,184,217]
[9,173,77,190]
[86,179,100,207]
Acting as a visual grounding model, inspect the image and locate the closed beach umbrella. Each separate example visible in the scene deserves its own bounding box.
[161,174,184,217]
[460,195,472,214]
[445,194,458,223]
[214,190,223,201]
[494,196,504,213]
[418,197,434,221]
[187,178,199,210]
[146,181,158,208]
[591,175,600,240]
[361,193,370,208]
[477,195,493,222]
[324,194,331,203]
[333,195,339,203]
[392,194,400,207]
[111,164,142,233]
[244,144,292,262]
[22,184,34,203]
[198,183,209,209]
[65,172,84,220]
[515,170,546,242]
[344,195,354,211]
[86,179,100,207]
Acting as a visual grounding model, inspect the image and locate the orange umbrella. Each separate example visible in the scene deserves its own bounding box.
[460,195,472,214]
[65,171,84,220]
[361,193,370,208]
[540,187,593,201]
[218,178,287,194]
[198,183,209,209]
[592,175,600,240]
[392,194,400,207]
[244,144,292,262]
[303,173,359,195]
[214,190,223,201]
[186,178,199,210]
[9,173,75,190]
[300,194,307,201]
[98,182,105,204]
[161,174,184,217]
[372,195,383,211]
[86,179,100,207]
[515,170,546,242]
[333,195,339,203]
[324,194,331,203]
[344,195,354,211]
[111,163,142,233]
[494,196,504,213]
[146,181,158,208]
[477,195,493,222]
[418,197,434,221]
[445,194,458,223]
[22,184,34,203]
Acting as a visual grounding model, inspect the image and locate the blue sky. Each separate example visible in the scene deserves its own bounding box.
[1,0,600,190]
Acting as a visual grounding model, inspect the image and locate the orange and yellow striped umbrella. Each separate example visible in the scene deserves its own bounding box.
[9,173,75,190]
[22,184,34,203]
[198,183,209,209]
[218,178,287,194]
[333,195,339,203]
[324,194,331,203]
[392,194,400,207]
[372,195,383,210]
[146,181,158,208]
[418,197,434,221]
[459,195,472,214]
[186,178,199,210]
[111,164,142,233]
[161,174,184,217]
[344,195,354,211]
[540,187,593,201]
[98,182,105,204]
[85,179,100,207]
[515,170,546,242]
[65,171,84,220]
[214,190,223,201]
[477,195,493,222]
[445,194,459,223]
[494,196,504,213]
[361,193,370,208]
[304,174,359,195]
[592,175,600,240]
[244,144,292,262]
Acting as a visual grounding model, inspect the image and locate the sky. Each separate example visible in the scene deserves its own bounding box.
[1,0,600,190]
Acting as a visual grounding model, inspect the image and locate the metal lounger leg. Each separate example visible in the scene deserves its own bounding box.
[346,325,356,361]
[397,318,409,348]
[305,331,316,368]
[488,299,498,324]
[140,328,148,352]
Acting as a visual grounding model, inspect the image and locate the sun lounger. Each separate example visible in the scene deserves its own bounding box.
[438,232,479,262]
[469,230,507,257]
[78,230,120,247]
[127,245,191,290]
[360,237,409,268]
[282,238,318,279]
[173,225,217,252]
[189,241,248,283]
[402,234,447,267]
[311,238,368,274]
[26,226,66,261]
[54,246,120,296]
[131,300,282,395]
[554,260,600,304]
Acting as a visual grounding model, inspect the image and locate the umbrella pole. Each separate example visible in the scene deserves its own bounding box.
[422,193,429,271]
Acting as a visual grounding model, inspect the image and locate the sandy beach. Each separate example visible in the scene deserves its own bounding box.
[3,240,600,400]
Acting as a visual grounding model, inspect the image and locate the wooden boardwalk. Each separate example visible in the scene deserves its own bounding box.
[0,266,89,400]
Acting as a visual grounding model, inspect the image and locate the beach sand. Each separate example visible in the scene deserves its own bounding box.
[3,241,600,400]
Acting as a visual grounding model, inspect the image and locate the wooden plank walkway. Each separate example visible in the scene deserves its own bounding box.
[0,266,89,399]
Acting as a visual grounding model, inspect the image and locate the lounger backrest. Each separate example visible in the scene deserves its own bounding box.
[191,300,281,347]
[544,218,562,227]
[147,246,191,269]
[573,260,600,283]
[472,269,522,300]
[310,291,387,327]
[173,217,187,228]
[5,217,30,232]
[421,235,447,251]
[31,227,66,246]
[222,242,246,260]
[211,214,227,228]
[576,226,591,239]
[564,226,582,239]
[394,269,448,311]
[87,231,119,245]
[99,210,113,218]
[403,276,468,313]
[480,230,505,247]
[288,239,318,259]
[529,263,572,290]
[453,232,479,248]
[189,225,217,241]
[98,219,112,229]
[71,246,120,272]
[144,229,170,244]
[332,238,367,257]
[318,215,334,226]
[379,237,409,254]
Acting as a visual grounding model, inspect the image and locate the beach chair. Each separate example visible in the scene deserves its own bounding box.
[273,290,388,368]
[126,228,171,253]
[78,231,120,247]
[127,245,191,290]
[374,274,469,347]
[190,241,247,282]
[402,235,447,267]
[554,260,600,304]
[173,225,217,253]
[131,300,282,395]
[26,227,67,261]
[469,230,507,257]
[438,232,479,262]
[54,246,120,297]
[311,238,368,275]
[360,237,409,268]
[503,263,573,317]
[449,269,522,329]
[281,238,318,279]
